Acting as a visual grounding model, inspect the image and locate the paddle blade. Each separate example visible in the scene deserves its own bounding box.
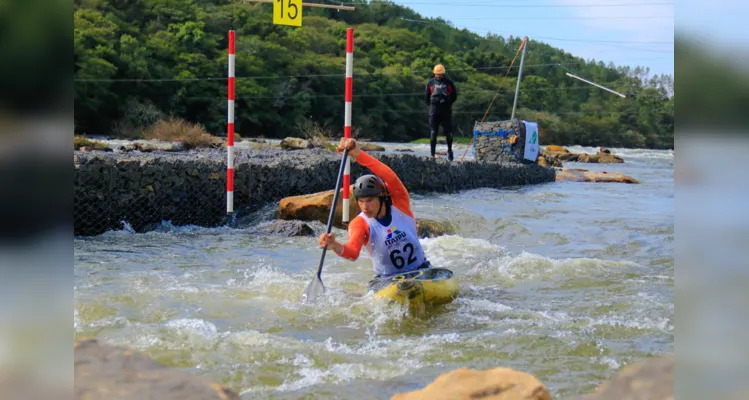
[301,274,326,304]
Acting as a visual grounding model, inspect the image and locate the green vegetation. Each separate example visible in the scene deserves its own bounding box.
[142,117,221,149]
[74,0,673,148]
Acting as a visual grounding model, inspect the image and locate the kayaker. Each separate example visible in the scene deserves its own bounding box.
[318,138,432,278]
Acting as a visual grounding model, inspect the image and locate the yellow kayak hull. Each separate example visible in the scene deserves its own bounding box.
[369,268,459,309]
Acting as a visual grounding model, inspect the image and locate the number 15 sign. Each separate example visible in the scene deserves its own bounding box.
[274,0,302,26]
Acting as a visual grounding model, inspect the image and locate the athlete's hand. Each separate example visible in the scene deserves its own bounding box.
[318,233,342,255]
[337,138,361,159]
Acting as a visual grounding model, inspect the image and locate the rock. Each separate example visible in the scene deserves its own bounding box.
[599,146,611,154]
[415,218,456,238]
[246,138,267,143]
[280,137,312,150]
[545,145,568,153]
[132,141,186,152]
[74,338,241,400]
[360,143,386,152]
[577,153,593,163]
[75,136,112,151]
[278,185,358,229]
[542,147,623,164]
[537,155,562,168]
[570,354,673,400]
[555,152,581,162]
[555,168,639,183]
[391,367,551,400]
[279,187,455,236]
[257,220,315,236]
[542,147,577,163]
[395,148,415,152]
[594,151,624,163]
[576,153,624,163]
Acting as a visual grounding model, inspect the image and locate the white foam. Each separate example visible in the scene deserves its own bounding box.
[457,298,513,314]
[593,356,622,370]
[164,318,218,338]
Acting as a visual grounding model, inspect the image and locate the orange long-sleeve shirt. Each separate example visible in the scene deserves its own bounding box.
[339,151,412,261]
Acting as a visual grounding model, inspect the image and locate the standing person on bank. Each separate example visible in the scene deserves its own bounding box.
[424,64,458,161]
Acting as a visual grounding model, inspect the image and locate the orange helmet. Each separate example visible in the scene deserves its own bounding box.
[433,64,446,74]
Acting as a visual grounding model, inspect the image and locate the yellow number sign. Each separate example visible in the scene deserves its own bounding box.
[274,0,302,27]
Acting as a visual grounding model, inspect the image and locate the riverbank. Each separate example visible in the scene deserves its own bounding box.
[74,147,555,236]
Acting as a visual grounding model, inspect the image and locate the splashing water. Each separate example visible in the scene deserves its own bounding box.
[75,146,673,398]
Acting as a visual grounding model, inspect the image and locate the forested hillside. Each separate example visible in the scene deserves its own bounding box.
[74,0,674,148]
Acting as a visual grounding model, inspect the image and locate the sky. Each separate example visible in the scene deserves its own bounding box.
[386,0,675,77]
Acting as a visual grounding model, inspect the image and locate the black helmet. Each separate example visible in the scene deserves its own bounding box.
[353,175,387,199]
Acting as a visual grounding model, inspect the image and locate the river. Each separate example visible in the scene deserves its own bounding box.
[74,143,674,399]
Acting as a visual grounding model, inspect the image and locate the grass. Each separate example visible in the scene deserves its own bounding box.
[142,117,221,149]
[409,136,473,145]
[297,119,337,151]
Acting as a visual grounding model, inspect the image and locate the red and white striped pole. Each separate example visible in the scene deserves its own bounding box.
[342,27,354,224]
[227,30,236,215]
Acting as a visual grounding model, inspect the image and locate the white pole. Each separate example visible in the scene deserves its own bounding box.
[227,30,236,215]
[342,27,354,224]
[566,72,626,98]
[511,37,528,120]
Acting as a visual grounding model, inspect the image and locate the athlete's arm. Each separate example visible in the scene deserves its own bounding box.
[354,151,413,217]
[339,216,369,260]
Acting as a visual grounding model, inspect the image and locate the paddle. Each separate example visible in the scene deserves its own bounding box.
[301,148,349,304]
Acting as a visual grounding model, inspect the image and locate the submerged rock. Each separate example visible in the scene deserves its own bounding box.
[74,338,241,400]
[415,218,456,238]
[569,354,673,400]
[256,220,315,237]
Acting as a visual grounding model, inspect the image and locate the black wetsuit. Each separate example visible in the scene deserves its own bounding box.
[424,77,458,159]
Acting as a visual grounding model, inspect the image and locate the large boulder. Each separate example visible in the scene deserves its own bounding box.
[278,185,359,229]
[569,354,673,400]
[278,187,455,237]
[74,338,241,400]
[391,367,552,400]
[555,168,639,183]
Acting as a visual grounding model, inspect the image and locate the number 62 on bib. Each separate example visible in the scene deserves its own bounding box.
[274,0,302,27]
